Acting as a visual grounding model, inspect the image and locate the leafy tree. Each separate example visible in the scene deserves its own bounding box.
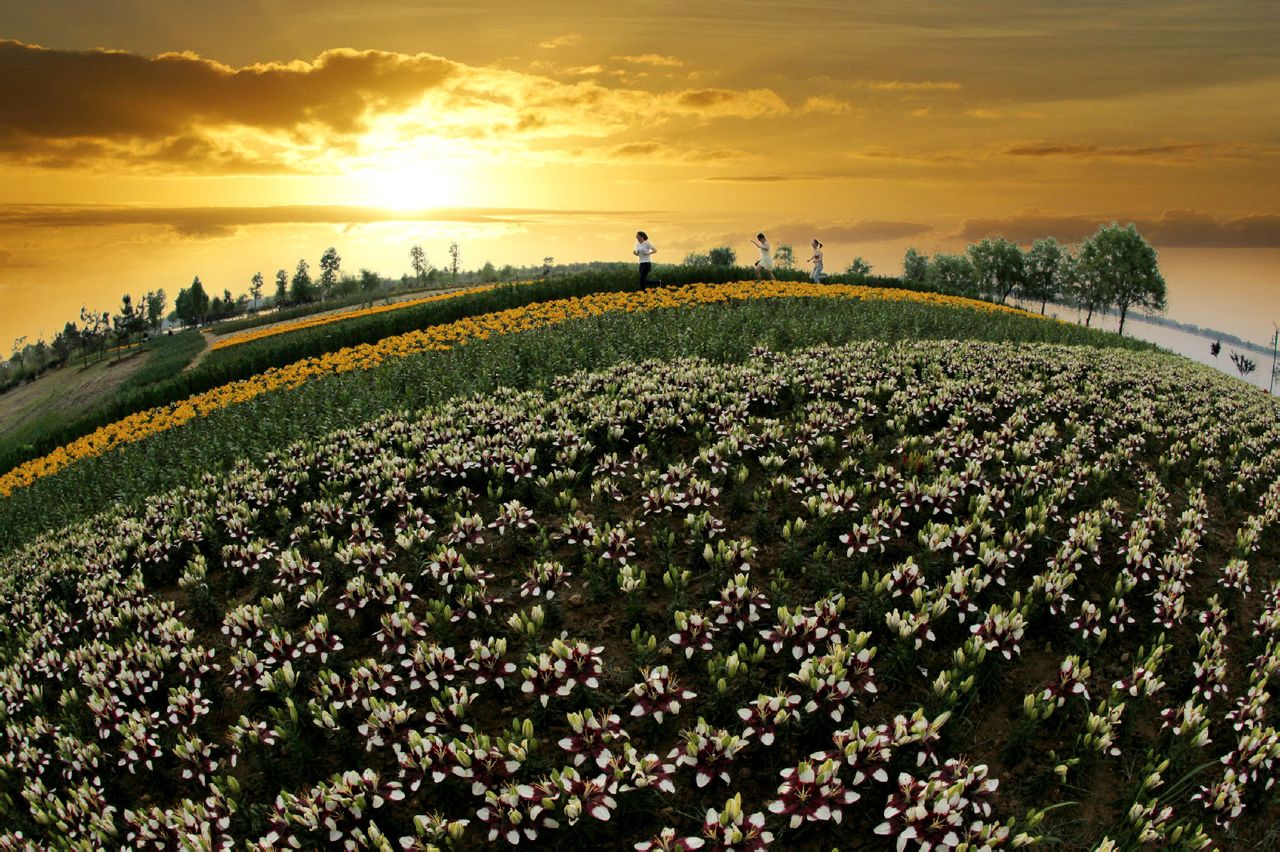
[145,289,167,331]
[290,259,315,304]
[479,261,497,282]
[175,277,209,328]
[927,254,975,296]
[845,258,873,284]
[410,245,431,283]
[967,237,1025,305]
[902,248,929,289]
[249,272,264,312]
[682,252,711,266]
[774,243,796,271]
[1021,238,1067,314]
[1065,248,1108,327]
[448,241,461,279]
[708,246,736,267]
[52,322,79,366]
[1077,223,1166,335]
[274,269,289,308]
[319,247,341,298]
[189,277,210,325]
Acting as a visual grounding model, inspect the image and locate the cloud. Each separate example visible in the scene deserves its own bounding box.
[1002,141,1258,162]
[614,54,684,67]
[862,80,962,92]
[667,88,787,118]
[0,40,790,173]
[957,210,1280,248]
[799,96,856,115]
[538,33,581,49]
[0,204,645,239]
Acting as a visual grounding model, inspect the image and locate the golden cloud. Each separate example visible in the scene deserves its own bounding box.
[0,40,790,173]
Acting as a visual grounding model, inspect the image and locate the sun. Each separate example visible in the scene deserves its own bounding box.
[359,160,467,211]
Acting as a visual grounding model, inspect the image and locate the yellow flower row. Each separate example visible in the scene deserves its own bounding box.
[0,281,1043,496]
[211,285,499,350]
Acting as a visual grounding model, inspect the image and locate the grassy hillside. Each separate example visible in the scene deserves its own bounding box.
[0,330,205,463]
[0,323,1276,848]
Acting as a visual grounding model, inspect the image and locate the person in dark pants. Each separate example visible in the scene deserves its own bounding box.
[634,231,658,285]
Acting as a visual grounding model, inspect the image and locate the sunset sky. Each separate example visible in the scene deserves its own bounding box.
[1,1,1277,349]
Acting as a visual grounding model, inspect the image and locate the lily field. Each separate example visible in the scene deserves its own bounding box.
[0,279,1277,850]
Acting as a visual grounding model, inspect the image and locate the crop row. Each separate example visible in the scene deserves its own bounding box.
[1,341,1277,848]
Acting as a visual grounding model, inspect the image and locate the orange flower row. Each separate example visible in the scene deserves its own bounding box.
[211,285,498,350]
[0,281,1045,496]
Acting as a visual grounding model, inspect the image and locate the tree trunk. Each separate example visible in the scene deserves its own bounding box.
[1039,299,1047,315]
[1118,305,1128,336]
[1085,305,1094,327]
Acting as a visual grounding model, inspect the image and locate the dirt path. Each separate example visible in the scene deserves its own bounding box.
[182,285,473,373]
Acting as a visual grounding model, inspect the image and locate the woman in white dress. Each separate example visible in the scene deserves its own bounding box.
[750,233,775,282]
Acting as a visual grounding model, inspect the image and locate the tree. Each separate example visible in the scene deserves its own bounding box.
[708,246,736,267]
[774,243,795,271]
[145,289,167,331]
[478,261,497,282]
[319,247,341,299]
[902,248,929,289]
[290,259,315,304]
[1065,248,1107,327]
[927,254,975,296]
[1077,223,1166,336]
[189,277,210,325]
[410,244,430,284]
[52,322,79,366]
[682,252,711,266]
[274,269,289,307]
[845,258,873,284]
[448,242,461,279]
[1021,238,1066,314]
[967,237,1025,305]
[249,272,264,312]
[359,269,381,305]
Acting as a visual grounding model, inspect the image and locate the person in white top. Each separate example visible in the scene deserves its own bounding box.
[634,231,658,286]
[808,239,824,283]
[750,233,775,282]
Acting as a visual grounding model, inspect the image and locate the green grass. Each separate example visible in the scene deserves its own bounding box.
[0,331,205,471]
[0,294,1161,554]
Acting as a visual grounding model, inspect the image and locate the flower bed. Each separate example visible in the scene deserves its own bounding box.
[0,281,1041,496]
[1,341,1277,848]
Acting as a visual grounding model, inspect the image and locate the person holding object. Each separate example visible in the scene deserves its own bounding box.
[750,233,775,281]
[808,239,824,283]
[634,231,658,285]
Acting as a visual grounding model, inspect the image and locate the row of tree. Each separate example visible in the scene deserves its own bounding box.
[901,223,1167,334]
[2,290,168,391]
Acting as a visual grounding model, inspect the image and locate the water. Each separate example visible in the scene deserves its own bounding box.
[1014,301,1278,393]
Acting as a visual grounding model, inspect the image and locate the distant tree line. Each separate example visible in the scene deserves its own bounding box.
[2,239,536,393]
[901,223,1167,335]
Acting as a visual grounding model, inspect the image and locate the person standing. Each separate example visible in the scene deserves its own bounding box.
[807,239,824,283]
[634,231,658,285]
[750,233,775,282]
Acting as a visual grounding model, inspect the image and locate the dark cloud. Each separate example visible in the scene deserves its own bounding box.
[0,41,457,143]
[0,204,641,239]
[958,210,1280,248]
[1003,142,1255,161]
